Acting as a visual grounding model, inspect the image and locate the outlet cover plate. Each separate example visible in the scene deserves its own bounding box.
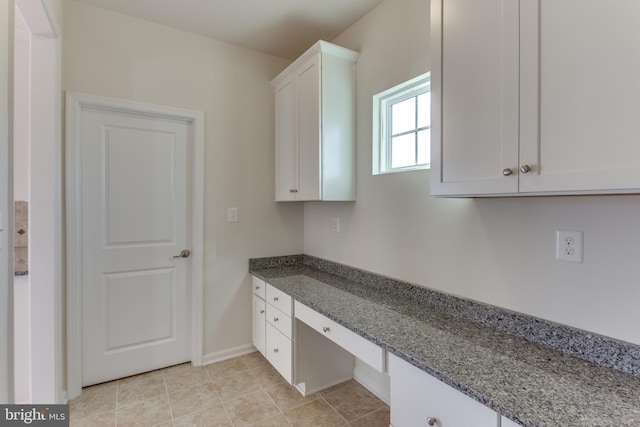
[556,230,583,263]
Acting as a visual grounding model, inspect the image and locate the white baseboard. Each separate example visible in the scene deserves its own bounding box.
[354,359,390,405]
[202,344,257,366]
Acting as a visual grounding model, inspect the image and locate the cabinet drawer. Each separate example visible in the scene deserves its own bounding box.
[266,284,292,316]
[266,323,292,383]
[294,301,385,372]
[389,353,497,427]
[266,303,292,338]
[252,275,266,300]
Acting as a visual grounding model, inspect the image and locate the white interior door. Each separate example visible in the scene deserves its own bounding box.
[80,105,192,386]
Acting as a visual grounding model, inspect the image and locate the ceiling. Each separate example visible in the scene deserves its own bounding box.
[74,0,384,60]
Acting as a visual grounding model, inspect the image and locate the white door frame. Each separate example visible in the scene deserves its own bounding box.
[0,0,15,405]
[65,92,205,399]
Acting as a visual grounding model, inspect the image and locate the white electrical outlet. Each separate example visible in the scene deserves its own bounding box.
[332,217,340,232]
[556,230,583,263]
[227,207,238,222]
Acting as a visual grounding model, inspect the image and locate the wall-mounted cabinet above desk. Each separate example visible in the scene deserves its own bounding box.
[431,0,640,197]
[272,41,358,201]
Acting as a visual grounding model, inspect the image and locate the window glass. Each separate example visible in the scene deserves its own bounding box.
[372,73,431,175]
[392,97,416,135]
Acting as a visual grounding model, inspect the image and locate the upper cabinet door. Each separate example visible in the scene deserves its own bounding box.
[275,77,298,201]
[295,57,321,201]
[520,0,640,194]
[431,0,519,196]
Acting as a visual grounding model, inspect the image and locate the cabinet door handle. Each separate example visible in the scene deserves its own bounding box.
[273,296,279,302]
[273,348,279,353]
[322,326,330,333]
[427,417,437,426]
[520,164,531,173]
[273,317,279,322]
[259,310,265,314]
[502,168,513,176]
[255,285,260,290]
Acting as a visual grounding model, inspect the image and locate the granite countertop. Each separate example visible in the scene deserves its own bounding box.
[250,264,640,427]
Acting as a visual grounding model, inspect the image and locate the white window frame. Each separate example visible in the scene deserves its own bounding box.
[372,72,431,175]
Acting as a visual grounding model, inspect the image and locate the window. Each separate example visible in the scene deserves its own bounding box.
[372,73,430,174]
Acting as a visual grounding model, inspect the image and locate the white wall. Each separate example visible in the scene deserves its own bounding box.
[303,0,640,346]
[62,0,304,358]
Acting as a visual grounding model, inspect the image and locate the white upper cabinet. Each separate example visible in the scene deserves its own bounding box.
[431,0,640,196]
[430,0,519,196]
[272,41,358,201]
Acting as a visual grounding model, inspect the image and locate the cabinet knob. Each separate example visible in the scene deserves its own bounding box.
[502,168,513,176]
[260,310,265,314]
[273,296,279,302]
[273,348,279,353]
[273,317,279,322]
[289,189,298,193]
[427,417,437,426]
[255,285,260,290]
[520,164,531,173]
[322,326,330,333]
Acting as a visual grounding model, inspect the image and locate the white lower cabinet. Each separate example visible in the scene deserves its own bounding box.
[389,353,498,427]
[251,276,293,383]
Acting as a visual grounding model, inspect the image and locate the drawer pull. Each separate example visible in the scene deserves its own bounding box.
[322,326,330,333]
[273,296,279,302]
[260,310,265,314]
[273,348,279,353]
[273,317,279,322]
[427,417,437,426]
[255,285,260,290]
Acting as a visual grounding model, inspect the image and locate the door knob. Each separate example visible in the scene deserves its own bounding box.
[173,249,191,259]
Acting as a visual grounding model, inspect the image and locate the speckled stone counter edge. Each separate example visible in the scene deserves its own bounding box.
[250,254,640,378]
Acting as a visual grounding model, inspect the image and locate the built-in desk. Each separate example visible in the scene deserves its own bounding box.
[250,256,640,427]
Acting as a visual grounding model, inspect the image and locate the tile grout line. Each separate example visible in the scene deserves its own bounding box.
[206,363,235,426]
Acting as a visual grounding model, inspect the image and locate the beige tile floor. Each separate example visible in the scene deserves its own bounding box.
[69,352,390,426]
